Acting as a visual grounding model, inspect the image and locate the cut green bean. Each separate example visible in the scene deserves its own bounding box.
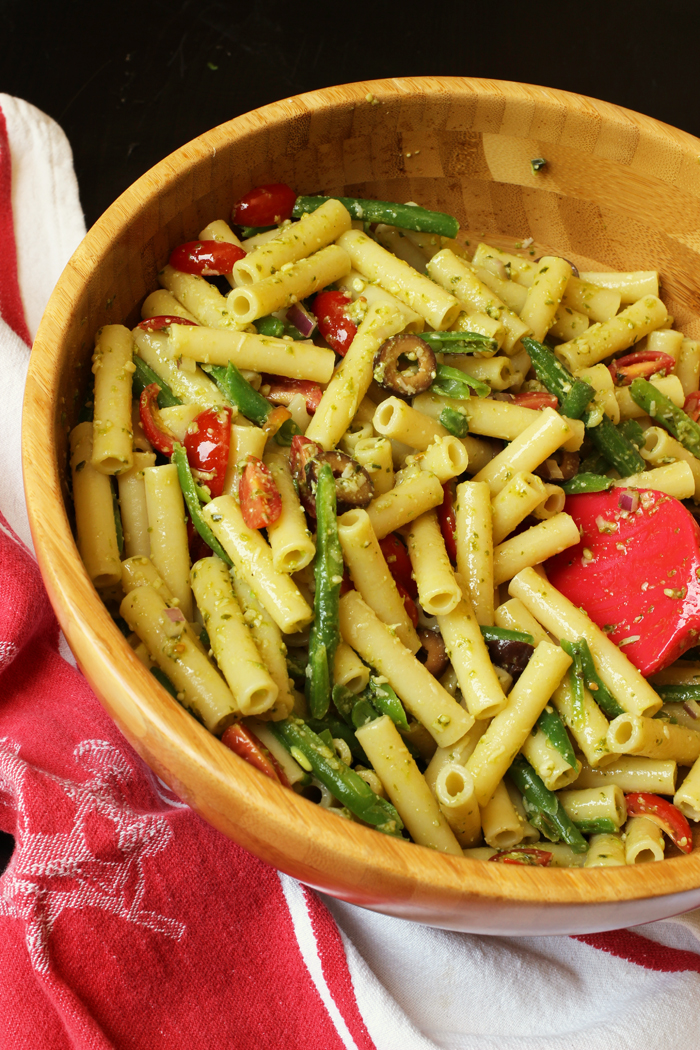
[255,314,305,340]
[269,718,404,834]
[240,224,277,238]
[536,707,578,770]
[133,355,182,408]
[351,698,381,729]
[480,625,534,645]
[438,406,470,437]
[420,330,498,355]
[655,684,700,703]
[430,363,490,400]
[561,473,614,494]
[332,683,357,725]
[508,756,588,852]
[171,443,232,566]
[630,377,700,459]
[293,195,459,237]
[587,415,645,476]
[576,638,625,719]
[305,716,369,765]
[578,452,610,476]
[306,463,343,719]
[367,676,409,730]
[287,651,308,684]
[207,361,299,445]
[560,639,587,726]
[572,818,619,835]
[617,418,646,451]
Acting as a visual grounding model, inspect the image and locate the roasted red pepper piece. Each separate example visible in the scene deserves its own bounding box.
[221,724,290,787]
[239,457,283,529]
[183,407,232,499]
[261,373,323,415]
[625,792,694,854]
[313,290,357,356]
[546,489,700,676]
[378,533,417,598]
[137,315,199,332]
[438,483,458,564]
[231,183,297,227]
[609,350,676,386]
[139,383,177,456]
[685,391,700,422]
[169,240,246,276]
[489,847,553,866]
[510,391,560,411]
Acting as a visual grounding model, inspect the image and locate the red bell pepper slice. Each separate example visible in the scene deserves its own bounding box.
[139,383,177,456]
[231,183,297,227]
[684,390,700,422]
[438,483,458,564]
[221,724,290,787]
[378,533,417,598]
[509,392,560,411]
[183,407,232,499]
[137,315,199,332]
[261,374,323,415]
[609,350,676,386]
[625,793,694,854]
[313,290,357,356]
[169,240,246,276]
[239,457,283,529]
[489,847,553,866]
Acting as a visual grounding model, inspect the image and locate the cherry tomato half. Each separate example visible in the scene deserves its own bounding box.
[221,724,290,787]
[509,392,560,411]
[609,350,676,386]
[137,315,199,332]
[231,183,297,227]
[139,384,177,456]
[625,793,694,854]
[169,240,246,276]
[685,390,700,422]
[239,457,283,529]
[313,290,357,356]
[262,374,323,415]
[378,533,417,598]
[184,407,232,499]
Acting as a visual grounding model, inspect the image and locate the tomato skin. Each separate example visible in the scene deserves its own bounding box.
[437,484,458,564]
[510,392,560,411]
[396,581,419,627]
[378,533,417,598]
[609,350,676,386]
[221,724,290,787]
[685,390,700,422]
[625,792,694,854]
[490,848,553,866]
[139,384,177,456]
[184,407,232,499]
[239,457,283,528]
[137,315,198,332]
[262,374,323,414]
[231,183,297,227]
[168,240,245,276]
[313,290,357,355]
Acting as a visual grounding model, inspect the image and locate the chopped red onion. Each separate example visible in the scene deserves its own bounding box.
[164,607,186,622]
[286,302,317,337]
[618,489,639,513]
[684,700,700,720]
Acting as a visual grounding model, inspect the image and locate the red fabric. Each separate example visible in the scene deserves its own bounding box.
[0,510,354,1050]
[573,930,700,974]
[0,107,30,344]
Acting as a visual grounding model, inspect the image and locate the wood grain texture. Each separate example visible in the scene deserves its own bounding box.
[22,78,700,931]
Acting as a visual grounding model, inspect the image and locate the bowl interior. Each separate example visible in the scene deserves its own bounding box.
[23,76,700,932]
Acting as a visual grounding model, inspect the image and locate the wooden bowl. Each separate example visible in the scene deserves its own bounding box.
[23,77,700,935]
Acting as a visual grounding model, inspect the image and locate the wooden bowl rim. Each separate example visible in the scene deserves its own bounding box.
[23,76,700,909]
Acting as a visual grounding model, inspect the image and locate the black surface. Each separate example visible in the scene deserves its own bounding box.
[0,831,12,874]
[2,0,700,228]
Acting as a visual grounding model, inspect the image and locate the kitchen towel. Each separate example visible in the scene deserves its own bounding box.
[2,93,700,1050]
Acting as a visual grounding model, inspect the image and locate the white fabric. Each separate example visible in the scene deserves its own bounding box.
[2,92,700,1050]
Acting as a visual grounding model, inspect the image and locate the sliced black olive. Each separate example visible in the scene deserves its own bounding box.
[485,638,534,683]
[304,451,374,517]
[373,334,437,397]
[417,628,449,678]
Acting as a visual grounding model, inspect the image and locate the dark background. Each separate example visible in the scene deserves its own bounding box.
[1,0,698,869]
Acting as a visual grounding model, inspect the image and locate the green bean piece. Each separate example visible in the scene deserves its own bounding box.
[332,683,357,725]
[207,362,299,446]
[367,676,409,730]
[269,718,404,834]
[239,224,277,238]
[576,638,625,719]
[655,684,700,703]
[351,698,382,729]
[430,363,490,400]
[617,418,646,451]
[561,473,614,495]
[560,639,587,726]
[255,314,305,340]
[132,355,182,408]
[480,625,534,645]
[535,707,577,770]
[306,716,369,765]
[306,463,343,719]
[111,483,124,556]
[571,818,619,835]
[508,756,588,852]
[293,195,459,238]
[560,380,597,420]
[315,726,334,750]
[630,377,700,459]
[171,444,232,566]
[578,452,610,475]
[420,330,498,355]
[522,338,594,418]
[587,415,645,476]
[150,667,178,698]
[287,651,308,684]
[438,406,470,437]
